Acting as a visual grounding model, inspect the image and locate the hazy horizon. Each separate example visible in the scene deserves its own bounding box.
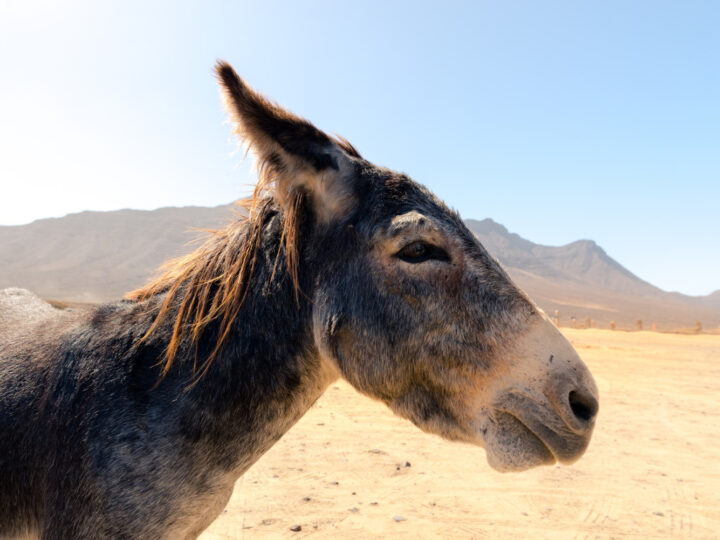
[1,1,718,295]
[2,201,717,299]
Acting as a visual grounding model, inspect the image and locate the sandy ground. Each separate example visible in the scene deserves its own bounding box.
[201,329,720,539]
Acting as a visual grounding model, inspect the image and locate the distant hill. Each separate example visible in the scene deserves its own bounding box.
[465,219,661,296]
[0,207,717,331]
[700,290,720,310]
[0,205,235,303]
[466,219,720,331]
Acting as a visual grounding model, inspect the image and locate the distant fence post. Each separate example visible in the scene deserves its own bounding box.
[696,321,703,333]
[610,321,616,331]
[571,316,577,328]
[585,317,591,329]
[637,319,643,331]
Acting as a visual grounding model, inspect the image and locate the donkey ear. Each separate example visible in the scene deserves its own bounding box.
[216,61,359,223]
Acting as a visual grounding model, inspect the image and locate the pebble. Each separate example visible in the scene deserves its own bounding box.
[290,524,302,532]
[393,515,406,522]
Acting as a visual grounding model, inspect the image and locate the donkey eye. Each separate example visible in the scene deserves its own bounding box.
[396,241,450,263]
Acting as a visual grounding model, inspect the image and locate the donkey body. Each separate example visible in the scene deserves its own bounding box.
[0,63,598,539]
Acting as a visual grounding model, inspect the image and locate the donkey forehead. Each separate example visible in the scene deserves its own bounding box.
[354,169,467,240]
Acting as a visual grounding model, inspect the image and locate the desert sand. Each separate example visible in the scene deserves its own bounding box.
[201,329,719,539]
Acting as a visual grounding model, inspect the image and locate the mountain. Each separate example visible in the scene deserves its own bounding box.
[0,207,717,331]
[700,290,720,310]
[465,219,661,297]
[465,219,720,331]
[0,205,235,303]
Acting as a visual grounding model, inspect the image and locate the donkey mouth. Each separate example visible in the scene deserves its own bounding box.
[502,412,556,458]
[487,391,594,471]
[481,390,594,472]
[482,411,556,472]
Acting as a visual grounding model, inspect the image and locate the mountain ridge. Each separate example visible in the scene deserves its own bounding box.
[1,206,717,330]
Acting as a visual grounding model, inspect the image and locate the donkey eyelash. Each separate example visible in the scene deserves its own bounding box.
[395,241,451,264]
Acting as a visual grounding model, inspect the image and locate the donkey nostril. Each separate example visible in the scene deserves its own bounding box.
[568,390,598,423]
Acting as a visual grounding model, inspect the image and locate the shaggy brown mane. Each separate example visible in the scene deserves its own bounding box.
[128,131,359,381]
[127,173,306,381]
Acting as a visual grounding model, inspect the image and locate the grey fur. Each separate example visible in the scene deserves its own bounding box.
[0,64,598,539]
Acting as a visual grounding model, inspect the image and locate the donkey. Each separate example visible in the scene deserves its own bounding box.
[0,62,598,539]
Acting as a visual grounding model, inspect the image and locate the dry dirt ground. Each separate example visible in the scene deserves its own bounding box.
[201,329,720,539]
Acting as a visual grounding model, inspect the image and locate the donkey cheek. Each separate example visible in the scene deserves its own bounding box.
[328,326,393,395]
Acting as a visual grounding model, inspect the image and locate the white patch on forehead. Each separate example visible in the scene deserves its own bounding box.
[372,210,451,256]
[386,210,435,236]
[391,210,426,225]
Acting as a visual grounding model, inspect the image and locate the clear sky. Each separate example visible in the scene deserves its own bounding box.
[1,1,718,296]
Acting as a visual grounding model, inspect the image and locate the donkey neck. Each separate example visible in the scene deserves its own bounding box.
[190,344,338,477]
[158,210,339,476]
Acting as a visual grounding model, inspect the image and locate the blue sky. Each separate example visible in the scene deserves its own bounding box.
[1,1,718,295]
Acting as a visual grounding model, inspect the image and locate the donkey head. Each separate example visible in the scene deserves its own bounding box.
[217,63,598,472]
